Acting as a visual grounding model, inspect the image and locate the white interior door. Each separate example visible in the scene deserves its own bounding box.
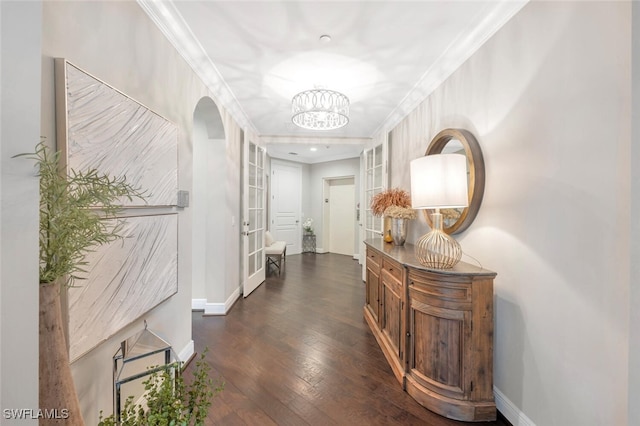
[329,178,355,256]
[242,138,266,297]
[271,161,302,255]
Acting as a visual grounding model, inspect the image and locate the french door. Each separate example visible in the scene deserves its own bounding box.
[360,134,388,279]
[242,137,266,297]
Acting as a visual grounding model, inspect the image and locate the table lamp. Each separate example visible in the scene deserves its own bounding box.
[410,154,468,268]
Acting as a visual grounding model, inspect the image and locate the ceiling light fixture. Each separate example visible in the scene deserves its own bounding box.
[291,89,350,130]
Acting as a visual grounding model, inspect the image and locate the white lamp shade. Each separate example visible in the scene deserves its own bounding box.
[410,154,468,209]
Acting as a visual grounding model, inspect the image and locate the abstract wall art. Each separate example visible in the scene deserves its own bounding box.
[56,59,178,207]
[68,214,178,361]
[55,59,180,361]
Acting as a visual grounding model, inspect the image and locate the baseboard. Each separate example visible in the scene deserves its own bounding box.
[316,247,327,253]
[494,386,535,426]
[203,287,240,315]
[191,298,207,311]
[178,339,195,364]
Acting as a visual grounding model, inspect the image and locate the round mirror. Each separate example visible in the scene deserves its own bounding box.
[423,128,485,234]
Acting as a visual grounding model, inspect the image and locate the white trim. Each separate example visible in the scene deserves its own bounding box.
[191,298,207,311]
[178,340,195,364]
[494,386,535,426]
[315,247,327,254]
[203,287,241,315]
[260,135,370,146]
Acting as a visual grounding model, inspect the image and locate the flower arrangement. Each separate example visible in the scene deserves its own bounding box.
[384,205,417,220]
[370,188,412,217]
[302,218,314,234]
[441,208,462,220]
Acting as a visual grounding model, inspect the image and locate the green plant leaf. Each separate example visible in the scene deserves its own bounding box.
[17,141,146,286]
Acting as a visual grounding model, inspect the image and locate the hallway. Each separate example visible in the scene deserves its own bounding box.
[189,253,510,425]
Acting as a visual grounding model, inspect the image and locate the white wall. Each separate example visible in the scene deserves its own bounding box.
[309,158,361,255]
[0,2,41,423]
[40,1,242,421]
[384,2,630,424]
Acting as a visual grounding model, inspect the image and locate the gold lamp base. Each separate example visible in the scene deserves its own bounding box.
[414,212,462,269]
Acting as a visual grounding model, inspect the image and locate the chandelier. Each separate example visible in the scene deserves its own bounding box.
[291,89,349,130]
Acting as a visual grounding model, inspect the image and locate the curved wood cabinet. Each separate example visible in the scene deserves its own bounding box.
[364,239,497,422]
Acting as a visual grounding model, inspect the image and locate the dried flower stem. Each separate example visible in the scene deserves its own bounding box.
[370,188,412,217]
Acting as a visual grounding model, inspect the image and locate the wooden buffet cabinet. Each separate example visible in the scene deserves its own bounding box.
[364,238,497,422]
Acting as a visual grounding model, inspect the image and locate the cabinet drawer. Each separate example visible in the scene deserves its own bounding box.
[367,248,381,269]
[382,258,402,282]
[408,270,471,309]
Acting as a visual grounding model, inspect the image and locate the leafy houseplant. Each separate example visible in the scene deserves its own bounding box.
[98,350,223,426]
[18,140,145,425]
[27,141,145,286]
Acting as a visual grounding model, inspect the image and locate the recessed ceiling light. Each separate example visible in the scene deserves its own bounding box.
[310,147,317,152]
[319,34,332,43]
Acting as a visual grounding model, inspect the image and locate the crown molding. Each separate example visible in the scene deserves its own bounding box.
[137,0,255,134]
[371,0,529,138]
[138,0,528,140]
[259,135,371,146]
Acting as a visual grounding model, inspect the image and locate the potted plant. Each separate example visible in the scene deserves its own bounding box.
[369,188,413,243]
[98,350,223,425]
[18,141,145,425]
[302,218,314,235]
[383,205,416,246]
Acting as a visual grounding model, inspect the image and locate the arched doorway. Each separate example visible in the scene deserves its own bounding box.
[192,97,226,313]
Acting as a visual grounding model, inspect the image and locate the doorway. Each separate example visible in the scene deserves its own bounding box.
[323,177,356,256]
[192,97,226,314]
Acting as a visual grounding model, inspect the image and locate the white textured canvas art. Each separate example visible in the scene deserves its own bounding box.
[61,60,178,206]
[68,214,178,361]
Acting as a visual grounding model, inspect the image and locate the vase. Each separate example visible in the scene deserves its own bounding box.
[390,218,408,246]
[40,281,84,425]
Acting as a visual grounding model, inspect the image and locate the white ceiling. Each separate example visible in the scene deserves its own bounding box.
[139,0,527,163]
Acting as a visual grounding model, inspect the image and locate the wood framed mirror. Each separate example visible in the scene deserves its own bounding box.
[423,128,485,235]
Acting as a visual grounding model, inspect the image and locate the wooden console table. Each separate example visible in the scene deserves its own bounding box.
[364,238,497,422]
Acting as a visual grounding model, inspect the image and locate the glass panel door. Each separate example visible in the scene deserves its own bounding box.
[243,138,266,297]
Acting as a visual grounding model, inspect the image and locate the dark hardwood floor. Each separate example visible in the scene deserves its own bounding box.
[188,253,510,426]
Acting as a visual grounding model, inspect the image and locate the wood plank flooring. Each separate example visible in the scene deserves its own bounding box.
[188,253,511,426]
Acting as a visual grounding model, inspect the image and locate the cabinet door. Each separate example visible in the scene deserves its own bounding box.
[409,288,471,401]
[365,250,381,322]
[380,268,403,362]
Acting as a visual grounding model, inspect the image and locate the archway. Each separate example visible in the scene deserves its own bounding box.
[192,97,226,313]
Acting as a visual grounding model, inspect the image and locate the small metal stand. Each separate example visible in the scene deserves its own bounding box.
[112,321,179,422]
[302,234,316,253]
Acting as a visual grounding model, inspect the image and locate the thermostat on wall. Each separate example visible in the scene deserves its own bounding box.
[177,190,189,208]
